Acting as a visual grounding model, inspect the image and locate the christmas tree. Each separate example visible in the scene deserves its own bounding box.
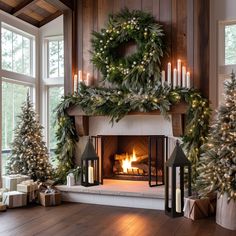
[197,72,236,201]
[6,93,53,181]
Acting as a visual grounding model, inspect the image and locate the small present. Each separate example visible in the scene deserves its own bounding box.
[17,180,38,202]
[0,188,8,202]
[0,202,7,212]
[183,194,216,220]
[2,191,27,208]
[39,187,61,207]
[2,175,30,191]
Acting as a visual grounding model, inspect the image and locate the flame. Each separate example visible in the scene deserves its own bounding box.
[122,149,137,173]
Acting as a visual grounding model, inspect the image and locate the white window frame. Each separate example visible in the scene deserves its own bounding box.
[218,20,236,105]
[0,10,39,177]
[42,35,64,151]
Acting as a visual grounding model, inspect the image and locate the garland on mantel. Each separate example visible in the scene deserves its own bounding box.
[54,9,211,186]
[55,83,211,186]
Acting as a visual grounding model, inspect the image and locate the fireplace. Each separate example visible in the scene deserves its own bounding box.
[92,135,168,187]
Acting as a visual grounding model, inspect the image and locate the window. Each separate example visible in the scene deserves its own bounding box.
[0,17,37,175]
[47,39,64,78]
[224,24,236,65]
[42,36,64,163]
[218,21,236,105]
[1,23,34,76]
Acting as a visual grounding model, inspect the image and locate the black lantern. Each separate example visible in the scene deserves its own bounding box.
[165,140,192,217]
[81,139,99,187]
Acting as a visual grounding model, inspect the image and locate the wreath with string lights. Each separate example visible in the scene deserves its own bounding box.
[91,9,165,89]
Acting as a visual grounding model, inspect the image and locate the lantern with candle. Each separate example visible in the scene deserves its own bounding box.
[81,138,100,187]
[165,140,192,217]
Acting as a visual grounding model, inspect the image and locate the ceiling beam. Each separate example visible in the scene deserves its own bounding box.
[0,1,12,13]
[43,0,73,11]
[39,10,62,27]
[12,0,38,16]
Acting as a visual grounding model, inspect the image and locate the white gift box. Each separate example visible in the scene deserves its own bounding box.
[2,191,27,208]
[17,180,38,202]
[2,175,30,191]
[67,173,75,187]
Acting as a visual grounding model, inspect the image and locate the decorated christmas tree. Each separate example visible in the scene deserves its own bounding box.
[197,72,236,200]
[6,93,53,181]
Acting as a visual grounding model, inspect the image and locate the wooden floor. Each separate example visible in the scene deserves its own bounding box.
[0,202,235,236]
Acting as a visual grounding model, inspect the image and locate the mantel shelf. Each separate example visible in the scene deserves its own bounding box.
[67,102,188,137]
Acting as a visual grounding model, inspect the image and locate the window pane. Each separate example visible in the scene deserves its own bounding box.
[48,86,64,165]
[1,26,33,76]
[1,80,31,175]
[48,39,64,78]
[225,24,236,65]
[1,28,13,71]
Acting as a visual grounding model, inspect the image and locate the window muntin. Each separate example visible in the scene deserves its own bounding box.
[1,24,34,76]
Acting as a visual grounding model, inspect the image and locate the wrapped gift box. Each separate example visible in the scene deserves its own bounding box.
[39,188,61,207]
[184,194,216,220]
[0,188,8,202]
[17,180,38,202]
[2,175,30,191]
[2,191,27,208]
[0,202,7,212]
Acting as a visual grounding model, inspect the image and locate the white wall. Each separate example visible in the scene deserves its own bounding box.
[210,0,236,108]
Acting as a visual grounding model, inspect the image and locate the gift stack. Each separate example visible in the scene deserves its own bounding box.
[38,183,61,207]
[1,174,31,209]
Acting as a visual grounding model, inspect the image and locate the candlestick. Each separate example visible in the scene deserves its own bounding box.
[186,72,191,89]
[73,74,78,93]
[167,62,171,85]
[176,187,181,213]
[88,166,94,184]
[78,70,82,83]
[173,68,177,89]
[177,59,181,87]
[182,66,186,88]
[161,70,165,86]
[86,73,90,86]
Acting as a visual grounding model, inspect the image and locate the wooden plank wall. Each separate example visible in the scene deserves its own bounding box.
[64,0,209,98]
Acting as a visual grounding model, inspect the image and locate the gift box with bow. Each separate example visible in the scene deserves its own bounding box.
[39,187,61,207]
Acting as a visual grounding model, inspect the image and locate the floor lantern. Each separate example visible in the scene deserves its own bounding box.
[165,140,192,217]
[81,138,99,187]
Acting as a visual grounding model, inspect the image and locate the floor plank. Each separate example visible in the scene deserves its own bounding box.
[0,202,235,236]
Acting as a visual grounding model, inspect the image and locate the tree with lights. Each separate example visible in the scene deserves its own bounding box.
[197,72,236,201]
[6,93,53,181]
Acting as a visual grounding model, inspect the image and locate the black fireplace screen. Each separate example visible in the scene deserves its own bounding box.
[92,135,168,187]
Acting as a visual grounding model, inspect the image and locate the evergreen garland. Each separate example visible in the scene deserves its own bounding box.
[91,8,165,89]
[55,83,211,187]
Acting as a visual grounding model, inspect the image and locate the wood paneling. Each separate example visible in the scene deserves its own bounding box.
[66,0,209,97]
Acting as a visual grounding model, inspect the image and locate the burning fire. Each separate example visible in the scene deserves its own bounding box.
[122,149,137,173]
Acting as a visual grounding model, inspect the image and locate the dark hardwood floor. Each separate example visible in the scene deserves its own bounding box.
[0,202,235,236]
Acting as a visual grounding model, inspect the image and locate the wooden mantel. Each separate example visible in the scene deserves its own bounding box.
[67,102,188,137]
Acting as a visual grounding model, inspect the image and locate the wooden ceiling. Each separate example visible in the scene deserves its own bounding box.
[0,0,74,27]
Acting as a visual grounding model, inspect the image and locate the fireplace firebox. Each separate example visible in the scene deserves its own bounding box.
[92,135,168,187]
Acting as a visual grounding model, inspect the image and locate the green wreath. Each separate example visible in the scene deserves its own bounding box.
[91,9,165,89]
